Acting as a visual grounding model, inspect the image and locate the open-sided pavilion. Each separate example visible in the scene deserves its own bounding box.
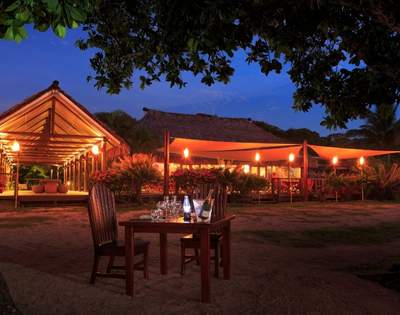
[162,134,400,200]
[0,81,128,205]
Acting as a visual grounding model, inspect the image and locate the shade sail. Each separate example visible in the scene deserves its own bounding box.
[169,137,297,154]
[167,137,302,162]
[309,144,400,160]
[192,145,303,162]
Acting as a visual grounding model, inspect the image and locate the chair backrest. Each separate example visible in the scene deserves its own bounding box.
[211,185,227,223]
[87,184,118,248]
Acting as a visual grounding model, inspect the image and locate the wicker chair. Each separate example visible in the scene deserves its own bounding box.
[180,185,227,277]
[87,184,150,284]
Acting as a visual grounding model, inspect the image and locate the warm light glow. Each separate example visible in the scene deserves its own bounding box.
[332,156,338,165]
[255,152,261,162]
[67,181,70,186]
[288,153,295,162]
[183,147,190,159]
[359,156,365,166]
[91,144,99,155]
[242,164,250,174]
[11,140,20,152]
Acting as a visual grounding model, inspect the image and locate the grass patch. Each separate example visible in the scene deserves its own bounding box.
[0,216,54,228]
[239,223,400,248]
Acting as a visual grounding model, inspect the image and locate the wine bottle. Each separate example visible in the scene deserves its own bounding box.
[183,195,191,222]
[199,189,213,220]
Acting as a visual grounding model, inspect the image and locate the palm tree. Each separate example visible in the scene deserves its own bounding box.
[347,103,400,148]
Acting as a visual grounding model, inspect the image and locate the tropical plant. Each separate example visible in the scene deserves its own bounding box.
[90,169,126,199]
[171,168,218,194]
[233,173,270,196]
[0,1,92,42]
[112,154,162,203]
[365,162,400,200]
[346,104,400,148]
[20,165,48,187]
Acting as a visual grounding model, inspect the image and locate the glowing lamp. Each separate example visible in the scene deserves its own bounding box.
[359,156,365,166]
[67,181,70,186]
[183,147,190,159]
[332,156,338,165]
[255,152,261,162]
[288,153,295,163]
[91,144,99,155]
[243,164,250,174]
[11,140,20,152]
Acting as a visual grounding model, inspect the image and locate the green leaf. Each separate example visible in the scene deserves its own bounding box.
[54,24,66,38]
[5,2,20,12]
[43,0,59,13]
[3,26,14,40]
[16,10,31,22]
[71,20,79,29]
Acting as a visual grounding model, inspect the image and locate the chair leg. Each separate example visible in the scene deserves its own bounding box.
[107,255,115,273]
[180,243,185,275]
[214,243,219,278]
[143,247,149,279]
[90,254,100,284]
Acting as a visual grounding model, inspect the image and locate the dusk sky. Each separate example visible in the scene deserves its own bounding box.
[0,27,362,136]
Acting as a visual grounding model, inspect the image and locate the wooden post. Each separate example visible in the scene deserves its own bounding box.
[163,129,170,196]
[302,140,309,201]
[67,161,71,184]
[84,152,89,191]
[14,155,19,209]
[78,156,82,191]
[102,139,107,171]
[72,158,76,191]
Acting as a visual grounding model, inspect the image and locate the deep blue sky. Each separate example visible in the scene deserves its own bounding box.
[0,28,361,135]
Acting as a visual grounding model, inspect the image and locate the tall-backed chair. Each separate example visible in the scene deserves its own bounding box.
[87,184,150,283]
[180,185,227,277]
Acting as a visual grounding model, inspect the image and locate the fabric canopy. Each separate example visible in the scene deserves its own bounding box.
[309,144,400,160]
[167,137,301,162]
[164,137,400,163]
[192,145,303,162]
[169,137,296,154]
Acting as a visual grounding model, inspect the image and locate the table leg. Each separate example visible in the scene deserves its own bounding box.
[125,226,135,297]
[160,233,168,275]
[222,221,231,279]
[200,228,210,303]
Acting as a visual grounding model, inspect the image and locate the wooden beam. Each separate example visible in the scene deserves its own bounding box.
[0,131,102,140]
[51,95,56,135]
[0,139,95,146]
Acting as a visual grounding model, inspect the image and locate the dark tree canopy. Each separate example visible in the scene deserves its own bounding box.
[2,1,400,128]
[95,110,161,153]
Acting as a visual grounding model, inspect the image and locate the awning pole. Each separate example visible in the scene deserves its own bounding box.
[163,129,170,196]
[302,140,309,201]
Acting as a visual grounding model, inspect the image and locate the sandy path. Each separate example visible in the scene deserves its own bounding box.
[1,202,400,314]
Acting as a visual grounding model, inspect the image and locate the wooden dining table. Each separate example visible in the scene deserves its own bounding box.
[119,215,235,303]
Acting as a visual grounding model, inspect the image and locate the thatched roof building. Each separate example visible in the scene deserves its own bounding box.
[139,107,284,143]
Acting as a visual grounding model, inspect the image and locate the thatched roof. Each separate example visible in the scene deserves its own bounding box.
[139,108,284,142]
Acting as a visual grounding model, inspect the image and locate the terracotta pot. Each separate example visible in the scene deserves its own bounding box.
[32,184,44,193]
[58,184,69,193]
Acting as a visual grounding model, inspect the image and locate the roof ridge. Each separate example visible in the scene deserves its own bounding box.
[143,107,253,122]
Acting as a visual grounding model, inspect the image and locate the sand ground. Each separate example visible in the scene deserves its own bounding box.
[1,201,400,314]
